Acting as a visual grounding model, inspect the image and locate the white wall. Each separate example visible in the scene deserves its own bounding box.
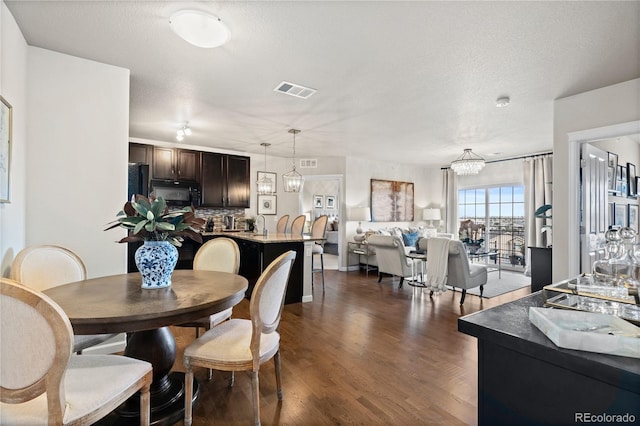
[553,78,640,281]
[343,156,442,264]
[457,158,525,189]
[0,1,28,277]
[26,47,130,278]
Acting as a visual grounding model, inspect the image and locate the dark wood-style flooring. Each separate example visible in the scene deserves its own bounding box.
[171,269,531,425]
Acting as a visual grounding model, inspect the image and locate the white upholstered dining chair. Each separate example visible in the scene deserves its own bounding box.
[183,250,297,426]
[10,245,117,353]
[177,237,240,337]
[276,214,289,233]
[0,278,153,426]
[290,214,306,236]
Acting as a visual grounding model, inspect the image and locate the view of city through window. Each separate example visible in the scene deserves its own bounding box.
[458,186,526,270]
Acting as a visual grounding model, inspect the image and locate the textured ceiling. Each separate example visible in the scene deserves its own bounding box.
[5,1,640,167]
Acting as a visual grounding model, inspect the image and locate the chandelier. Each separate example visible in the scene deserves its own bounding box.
[256,142,274,195]
[283,129,304,192]
[450,148,486,175]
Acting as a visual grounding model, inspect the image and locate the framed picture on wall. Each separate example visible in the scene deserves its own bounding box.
[257,194,277,215]
[617,165,627,194]
[608,201,615,228]
[628,163,637,198]
[325,195,336,209]
[607,152,618,192]
[313,195,323,209]
[615,203,627,228]
[628,204,639,232]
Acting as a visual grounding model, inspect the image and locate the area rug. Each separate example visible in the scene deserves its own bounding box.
[462,270,530,298]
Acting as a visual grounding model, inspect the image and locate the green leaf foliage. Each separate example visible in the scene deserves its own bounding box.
[105,194,204,246]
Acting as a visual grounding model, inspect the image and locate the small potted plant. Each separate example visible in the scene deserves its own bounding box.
[105,194,205,289]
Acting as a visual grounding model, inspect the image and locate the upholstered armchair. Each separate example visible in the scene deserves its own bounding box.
[366,235,413,287]
[418,238,488,304]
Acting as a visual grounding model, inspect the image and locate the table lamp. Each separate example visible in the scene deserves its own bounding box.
[423,208,441,238]
[349,207,371,234]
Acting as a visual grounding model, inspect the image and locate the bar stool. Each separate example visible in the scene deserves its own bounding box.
[310,215,329,291]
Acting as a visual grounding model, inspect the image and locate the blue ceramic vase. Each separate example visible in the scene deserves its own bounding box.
[134,241,178,289]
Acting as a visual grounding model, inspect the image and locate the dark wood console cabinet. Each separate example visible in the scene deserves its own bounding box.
[200,152,250,208]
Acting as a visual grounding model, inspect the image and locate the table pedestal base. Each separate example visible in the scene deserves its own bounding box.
[96,327,199,425]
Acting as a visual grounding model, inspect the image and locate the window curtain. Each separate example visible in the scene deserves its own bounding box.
[441,168,458,235]
[523,154,553,276]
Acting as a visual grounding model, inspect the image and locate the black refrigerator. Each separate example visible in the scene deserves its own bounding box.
[127,163,149,200]
[127,163,149,272]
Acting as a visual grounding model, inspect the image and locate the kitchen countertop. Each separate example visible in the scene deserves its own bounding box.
[201,231,324,244]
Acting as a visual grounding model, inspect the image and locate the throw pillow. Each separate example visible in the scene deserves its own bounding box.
[402,231,419,247]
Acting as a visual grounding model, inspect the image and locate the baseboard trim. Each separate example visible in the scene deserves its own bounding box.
[302,295,313,303]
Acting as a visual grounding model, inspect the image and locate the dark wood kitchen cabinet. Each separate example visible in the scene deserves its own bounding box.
[153,147,200,181]
[200,152,250,208]
[128,143,152,165]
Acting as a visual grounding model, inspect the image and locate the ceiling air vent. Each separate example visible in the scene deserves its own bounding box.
[299,159,317,168]
[274,81,317,99]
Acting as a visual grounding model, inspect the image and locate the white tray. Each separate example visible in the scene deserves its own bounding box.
[529,307,640,358]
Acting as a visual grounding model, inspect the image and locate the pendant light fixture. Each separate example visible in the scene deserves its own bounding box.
[283,129,304,192]
[256,142,274,195]
[450,148,486,175]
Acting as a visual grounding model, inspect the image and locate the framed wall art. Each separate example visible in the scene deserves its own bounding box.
[370,179,414,222]
[607,152,618,192]
[256,171,277,193]
[617,165,627,195]
[628,163,637,198]
[257,194,277,215]
[325,195,336,209]
[0,96,12,203]
[615,203,626,228]
[628,204,639,232]
[608,201,615,228]
[313,195,323,209]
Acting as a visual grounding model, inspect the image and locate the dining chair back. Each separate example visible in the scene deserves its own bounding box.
[0,278,153,426]
[10,245,117,353]
[290,214,306,236]
[310,215,329,291]
[178,237,240,340]
[276,215,289,233]
[183,250,297,426]
[10,244,86,292]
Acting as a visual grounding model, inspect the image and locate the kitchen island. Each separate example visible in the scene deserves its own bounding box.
[458,292,640,425]
[202,232,323,304]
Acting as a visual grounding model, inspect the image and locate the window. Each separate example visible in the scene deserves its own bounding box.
[458,185,526,268]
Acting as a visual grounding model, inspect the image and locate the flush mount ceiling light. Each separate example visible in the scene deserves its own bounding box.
[283,129,304,192]
[176,123,191,141]
[496,96,510,107]
[450,148,486,175]
[257,143,274,195]
[169,10,230,48]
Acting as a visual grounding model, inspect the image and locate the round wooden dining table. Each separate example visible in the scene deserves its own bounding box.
[44,269,248,426]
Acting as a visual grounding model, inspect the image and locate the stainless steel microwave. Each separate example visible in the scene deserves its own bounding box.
[149,179,200,207]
